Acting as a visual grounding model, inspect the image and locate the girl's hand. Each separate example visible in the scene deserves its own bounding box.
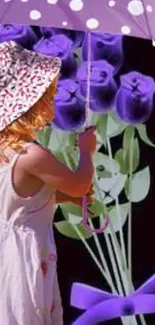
[70,183,95,216]
[78,126,97,155]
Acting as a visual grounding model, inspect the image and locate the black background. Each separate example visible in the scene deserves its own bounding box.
[53,36,155,325]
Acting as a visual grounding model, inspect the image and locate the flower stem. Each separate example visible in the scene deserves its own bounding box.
[104,230,124,294]
[104,135,146,325]
[107,216,147,325]
[128,131,134,283]
[95,180,138,325]
[72,223,113,286]
[89,219,117,293]
[106,137,127,270]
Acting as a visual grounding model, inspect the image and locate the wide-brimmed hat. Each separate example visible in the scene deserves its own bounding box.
[0,41,61,131]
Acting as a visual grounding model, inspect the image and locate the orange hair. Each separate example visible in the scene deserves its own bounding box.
[0,75,59,163]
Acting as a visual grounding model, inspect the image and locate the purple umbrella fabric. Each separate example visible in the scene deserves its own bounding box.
[0,0,155,41]
[70,274,155,324]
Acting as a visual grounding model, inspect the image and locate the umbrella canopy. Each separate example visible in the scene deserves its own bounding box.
[0,0,154,41]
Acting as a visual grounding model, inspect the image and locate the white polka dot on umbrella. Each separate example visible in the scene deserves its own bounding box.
[128,0,144,16]
[86,18,99,29]
[62,21,68,26]
[121,25,131,34]
[108,0,116,7]
[47,0,59,4]
[69,0,84,11]
[29,10,41,20]
[146,5,153,12]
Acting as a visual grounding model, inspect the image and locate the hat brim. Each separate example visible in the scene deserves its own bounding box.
[0,41,61,131]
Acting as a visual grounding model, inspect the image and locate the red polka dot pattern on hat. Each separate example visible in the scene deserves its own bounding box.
[0,41,61,131]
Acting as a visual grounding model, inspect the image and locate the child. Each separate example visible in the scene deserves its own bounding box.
[0,41,96,325]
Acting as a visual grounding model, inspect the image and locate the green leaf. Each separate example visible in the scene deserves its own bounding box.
[136,124,155,148]
[44,126,52,147]
[106,113,127,138]
[60,203,82,216]
[68,214,82,224]
[97,173,127,201]
[96,112,127,145]
[115,138,140,174]
[68,153,77,170]
[97,114,108,146]
[53,149,78,172]
[123,125,135,149]
[91,111,99,125]
[36,130,44,145]
[125,166,150,202]
[61,199,104,220]
[126,138,140,173]
[54,151,66,164]
[63,148,77,170]
[104,195,114,204]
[48,127,69,152]
[54,220,93,240]
[109,174,127,199]
[94,152,120,173]
[37,126,52,147]
[104,203,130,234]
[89,199,105,216]
[74,47,82,66]
[68,132,77,147]
[96,169,112,179]
[97,175,118,192]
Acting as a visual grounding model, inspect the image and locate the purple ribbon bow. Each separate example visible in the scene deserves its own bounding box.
[70,274,155,324]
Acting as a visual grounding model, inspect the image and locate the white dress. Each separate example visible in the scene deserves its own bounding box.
[0,146,63,325]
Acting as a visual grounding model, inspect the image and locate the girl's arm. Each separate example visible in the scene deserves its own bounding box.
[55,185,95,217]
[23,143,94,197]
[56,191,72,204]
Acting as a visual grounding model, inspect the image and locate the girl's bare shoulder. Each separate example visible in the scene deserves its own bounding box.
[20,142,54,165]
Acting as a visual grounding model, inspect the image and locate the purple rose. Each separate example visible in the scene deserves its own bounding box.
[77,60,118,113]
[82,33,123,73]
[52,79,86,131]
[0,24,37,48]
[33,35,77,78]
[115,72,155,124]
[40,27,85,48]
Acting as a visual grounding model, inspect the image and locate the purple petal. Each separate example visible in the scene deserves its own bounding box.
[53,79,85,131]
[77,60,117,112]
[33,35,77,78]
[82,33,123,73]
[115,71,155,124]
[0,24,37,48]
